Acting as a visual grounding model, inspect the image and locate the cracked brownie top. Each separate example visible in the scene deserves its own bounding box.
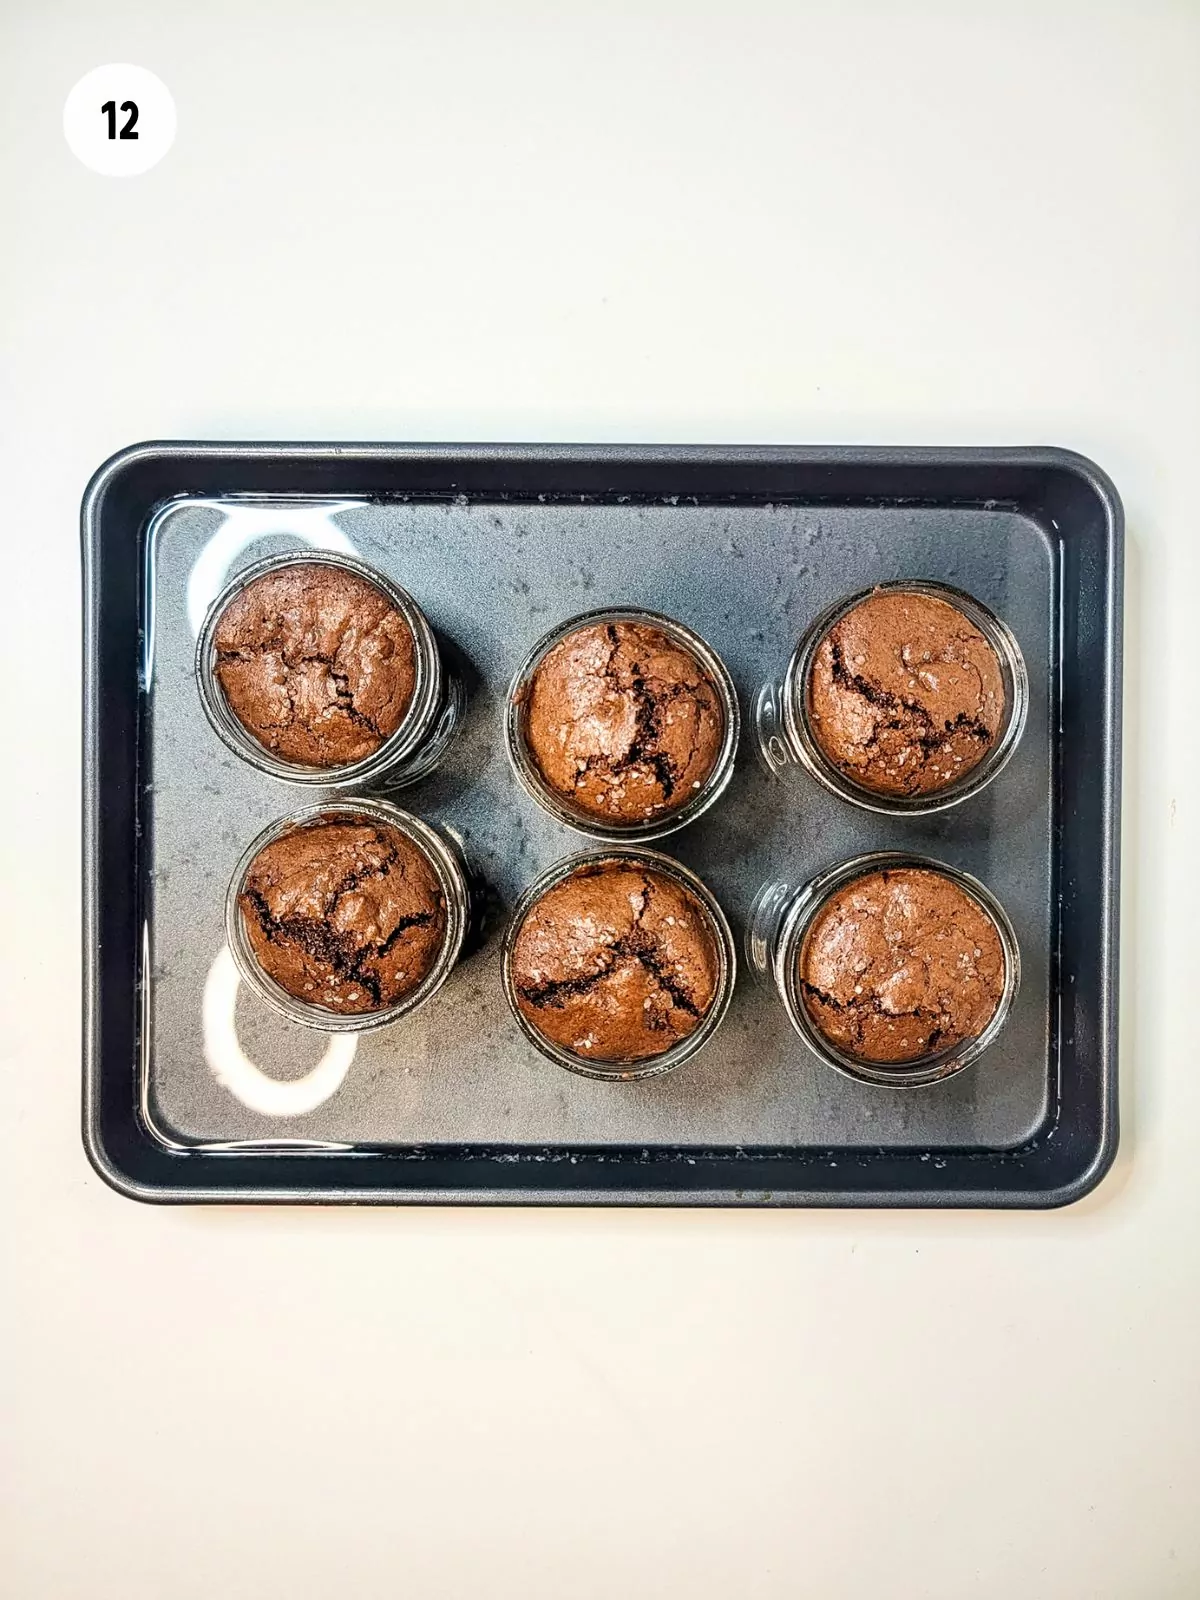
[522,619,724,824]
[213,563,417,767]
[805,589,1005,798]
[799,866,1005,1064]
[510,861,721,1063]
[238,817,447,1014]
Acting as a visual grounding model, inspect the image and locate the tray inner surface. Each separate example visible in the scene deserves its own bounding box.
[145,495,1054,1151]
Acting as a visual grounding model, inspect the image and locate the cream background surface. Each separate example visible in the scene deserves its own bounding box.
[1,4,1197,1596]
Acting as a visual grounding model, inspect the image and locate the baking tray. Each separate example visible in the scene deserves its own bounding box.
[82,444,1122,1206]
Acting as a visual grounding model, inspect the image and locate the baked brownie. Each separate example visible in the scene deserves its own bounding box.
[806,589,1005,797]
[214,563,417,767]
[511,861,721,1062]
[523,620,724,824]
[799,866,1006,1064]
[239,817,447,1015]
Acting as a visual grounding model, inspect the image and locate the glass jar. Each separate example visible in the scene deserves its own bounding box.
[747,851,1020,1088]
[755,580,1028,814]
[505,606,740,843]
[225,798,470,1032]
[502,846,736,1081]
[196,550,463,790]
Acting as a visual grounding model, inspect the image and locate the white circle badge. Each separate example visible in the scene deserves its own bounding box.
[64,64,176,176]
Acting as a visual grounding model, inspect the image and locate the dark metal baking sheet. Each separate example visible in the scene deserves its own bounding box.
[82,444,1121,1205]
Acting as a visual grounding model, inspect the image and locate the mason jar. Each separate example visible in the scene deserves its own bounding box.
[506,606,740,843]
[197,549,463,790]
[747,851,1020,1088]
[502,846,737,1081]
[755,580,1027,815]
[225,798,470,1032]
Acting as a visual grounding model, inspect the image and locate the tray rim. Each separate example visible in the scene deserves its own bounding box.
[82,440,1122,1208]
